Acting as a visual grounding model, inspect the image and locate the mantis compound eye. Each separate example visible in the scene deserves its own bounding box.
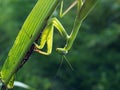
[56,48,68,55]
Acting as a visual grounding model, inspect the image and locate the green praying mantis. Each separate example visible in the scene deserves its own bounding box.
[0,0,98,89]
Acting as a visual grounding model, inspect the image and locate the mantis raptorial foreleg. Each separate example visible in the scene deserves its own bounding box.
[34,18,68,55]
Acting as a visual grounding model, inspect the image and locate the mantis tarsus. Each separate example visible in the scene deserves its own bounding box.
[0,0,98,89]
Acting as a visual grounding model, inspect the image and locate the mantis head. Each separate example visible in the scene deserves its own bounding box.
[56,48,68,55]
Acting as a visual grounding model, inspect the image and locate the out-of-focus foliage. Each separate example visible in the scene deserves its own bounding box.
[0,0,120,90]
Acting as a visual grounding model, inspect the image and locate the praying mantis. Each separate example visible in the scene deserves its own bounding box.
[0,0,98,89]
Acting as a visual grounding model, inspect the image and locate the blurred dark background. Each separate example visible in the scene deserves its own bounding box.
[0,0,120,90]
